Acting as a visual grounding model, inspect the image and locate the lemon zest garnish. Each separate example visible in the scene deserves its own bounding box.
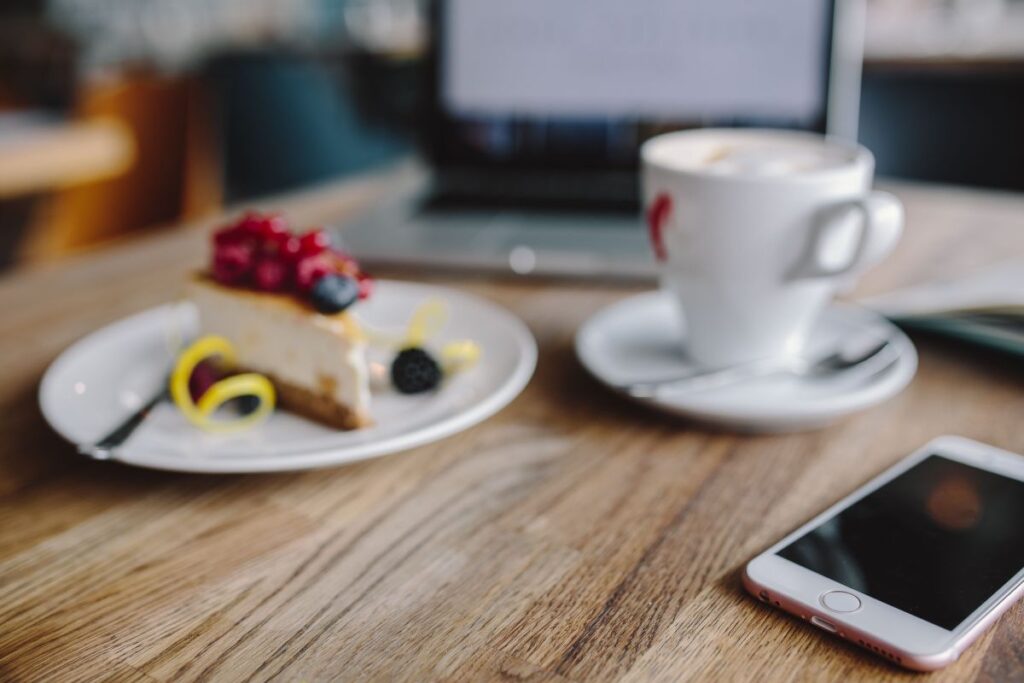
[170,335,276,432]
[348,299,481,378]
[440,340,482,375]
[404,300,448,348]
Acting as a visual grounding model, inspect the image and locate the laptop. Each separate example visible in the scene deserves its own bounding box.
[342,0,864,279]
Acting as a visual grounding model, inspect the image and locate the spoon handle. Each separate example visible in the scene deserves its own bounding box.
[624,338,895,399]
[626,358,789,399]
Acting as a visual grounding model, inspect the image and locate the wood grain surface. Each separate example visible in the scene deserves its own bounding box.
[2,168,1024,682]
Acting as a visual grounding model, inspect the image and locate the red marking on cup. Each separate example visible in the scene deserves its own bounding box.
[647,193,672,262]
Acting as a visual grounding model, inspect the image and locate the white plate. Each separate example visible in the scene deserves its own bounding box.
[39,281,536,473]
[575,292,917,432]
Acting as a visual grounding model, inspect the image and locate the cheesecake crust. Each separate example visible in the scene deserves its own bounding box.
[263,370,373,430]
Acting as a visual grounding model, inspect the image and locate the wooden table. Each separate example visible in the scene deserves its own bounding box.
[2,169,1024,682]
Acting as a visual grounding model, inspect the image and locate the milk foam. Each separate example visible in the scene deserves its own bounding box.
[644,131,859,179]
[701,143,851,177]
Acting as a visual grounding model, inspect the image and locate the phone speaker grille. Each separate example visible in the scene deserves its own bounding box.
[857,639,902,664]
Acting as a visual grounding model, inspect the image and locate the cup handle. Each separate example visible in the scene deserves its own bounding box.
[790,191,904,280]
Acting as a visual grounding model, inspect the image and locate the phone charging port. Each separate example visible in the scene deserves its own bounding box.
[810,616,838,633]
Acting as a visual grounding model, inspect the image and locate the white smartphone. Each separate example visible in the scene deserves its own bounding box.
[744,436,1024,671]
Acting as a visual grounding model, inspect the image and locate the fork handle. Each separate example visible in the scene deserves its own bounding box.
[78,387,169,460]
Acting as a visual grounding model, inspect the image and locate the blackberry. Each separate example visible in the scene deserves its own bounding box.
[391,347,442,394]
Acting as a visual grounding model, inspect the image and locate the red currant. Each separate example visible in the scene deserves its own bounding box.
[213,224,245,246]
[298,229,330,257]
[257,214,289,242]
[254,257,290,292]
[356,271,374,300]
[212,243,255,284]
[236,212,265,237]
[279,236,302,262]
[295,254,334,292]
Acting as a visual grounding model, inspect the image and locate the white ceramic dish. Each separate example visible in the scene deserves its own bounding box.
[39,280,536,473]
[575,291,917,432]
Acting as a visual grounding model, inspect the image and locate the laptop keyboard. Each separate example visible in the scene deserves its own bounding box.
[427,169,639,214]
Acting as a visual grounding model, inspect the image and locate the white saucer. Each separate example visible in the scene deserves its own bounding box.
[575,292,917,432]
[39,280,536,473]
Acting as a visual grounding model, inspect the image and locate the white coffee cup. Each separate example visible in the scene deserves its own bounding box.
[641,128,903,368]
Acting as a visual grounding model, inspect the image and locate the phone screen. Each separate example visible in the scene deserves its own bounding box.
[778,455,1024,630]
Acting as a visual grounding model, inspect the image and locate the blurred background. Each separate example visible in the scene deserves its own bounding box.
[1,0,1023,270]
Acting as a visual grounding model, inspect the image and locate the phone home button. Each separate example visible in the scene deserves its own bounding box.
[821,591,862,613]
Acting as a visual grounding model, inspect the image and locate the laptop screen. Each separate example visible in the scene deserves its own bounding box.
[431,0,834,171]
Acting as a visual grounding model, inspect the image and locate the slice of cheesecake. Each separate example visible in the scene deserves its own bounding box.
[189,213,377,430]
[188,275,372,429]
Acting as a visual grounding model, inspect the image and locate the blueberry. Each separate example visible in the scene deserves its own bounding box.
[310,274,359,314]
[234,394,262,415]
[391,347,442,394]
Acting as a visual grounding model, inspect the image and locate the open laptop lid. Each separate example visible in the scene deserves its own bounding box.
[424,0,861,176]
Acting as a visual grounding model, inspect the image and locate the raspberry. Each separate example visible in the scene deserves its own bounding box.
[391,347,442,394]
[213,243,255,284]
[298,229,330,257]
[356,271,374,300]
[189,359,224,401]
[295,254,334,292]
[254,257,289,291]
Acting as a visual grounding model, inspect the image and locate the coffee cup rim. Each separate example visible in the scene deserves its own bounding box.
[640,128,873,185]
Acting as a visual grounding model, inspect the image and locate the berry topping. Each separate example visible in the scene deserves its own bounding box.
[237,213,266,237]
[208,212,372,307]
[391,347,442,394]
[212,243,255,285]
[295,254,334,293]
[256,214,289,241]
[279,235,302,262]
[310,274,359,314]
[186,352,265,415]
[188,358,224,402]
[254,257,289,292]
[299,229,330,257]
[213,224,246,246]
[356,271,374,300]
[328,248,360,277]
